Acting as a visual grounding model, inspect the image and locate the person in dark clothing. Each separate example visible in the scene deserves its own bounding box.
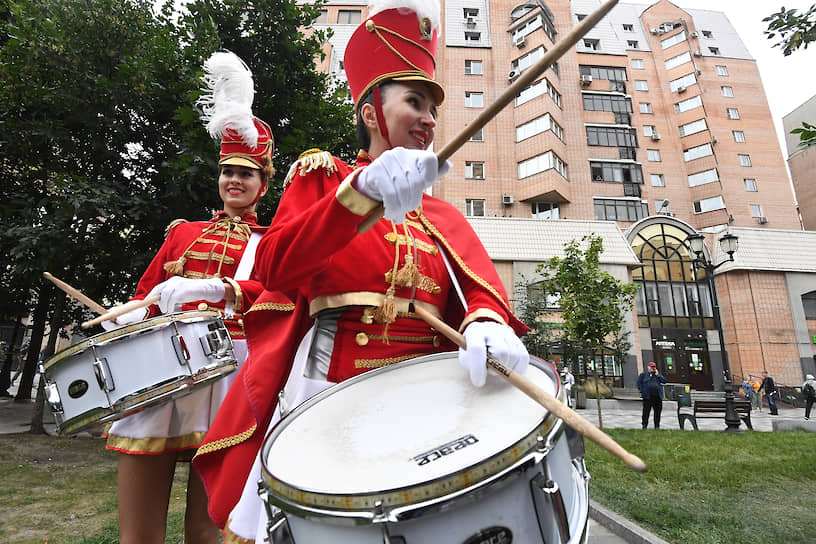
[637,362,667,429]
[759,370,779,415]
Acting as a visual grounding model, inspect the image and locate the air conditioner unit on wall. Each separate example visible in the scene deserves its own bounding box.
[651,133,661,141]
[758,216,768,224]
[514,35,526,48]
[711,135,718,143]
[580,74,593,86]
[677,85,686,93]
[508,70,519,81]
[502,195,514,205]
[693,50,702,57]
[689,31,698,38]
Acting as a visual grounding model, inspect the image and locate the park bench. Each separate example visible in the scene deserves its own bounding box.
[677,391,753,430]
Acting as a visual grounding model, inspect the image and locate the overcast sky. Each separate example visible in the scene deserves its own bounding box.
[670,0,816,158]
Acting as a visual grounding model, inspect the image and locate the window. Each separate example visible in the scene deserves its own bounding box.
[744,178,757,192]
[465,60,483,75]
[314,10,328,23]
[670,73,697,92]
[688,168,719,187]
[693,195,725,213]
[716,65,729,76]
[632,59,644,69]
[515,78,561,107]
[654,199,670,213]
[465,31,481,42]
[647,149,661,162]
[593,198,649,221]
[622,23,634,32]
[337,10,361,24]
[590,161,644,184]
[679,118,708,137]
[721,86,734,97]
[804,292,816,319]
[674,95,703,114]
[701,30,713,38]
[627,40,640,49]
[518,151,567,179]
[580,65,628,81]
[516,114,562,142]
[470,128,484,142]
[651,174,665,187]
[635,80,648,91]
[465,92,484,108]
[708,47,720,55]
[738,154,752,167]
[463,8,479,18]
[586,126,638,147]
[582,93,633,113]
[466,199,485,217]
[750,204,763,218]
[511,13,553,43]
[665,52,692,71]
[660,31,687,49]
[465,161,485,179]
[684,143,713,162]
[512,47,546,73]
[727,107,740,120]
[583,39,600,50]
[576,14,587,22]
[643,125,656,137]
[531,201,559,219]
[639,102,653,113]
[733,130,745,143]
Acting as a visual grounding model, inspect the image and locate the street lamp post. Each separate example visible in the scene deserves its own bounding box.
[687,232,742,433]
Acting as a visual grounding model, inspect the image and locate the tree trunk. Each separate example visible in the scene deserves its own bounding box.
[15,285,51,402]
[594,367,603,430]
[30,293,65,434]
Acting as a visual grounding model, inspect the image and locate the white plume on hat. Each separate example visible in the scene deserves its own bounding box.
[197,51,259,147]
[368,0,441,33]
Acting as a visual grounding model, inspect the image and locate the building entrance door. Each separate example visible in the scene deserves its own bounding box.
[682,333,712,390]
[651,330,713,390]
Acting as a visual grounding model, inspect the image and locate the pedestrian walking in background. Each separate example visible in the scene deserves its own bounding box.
[742,376,754,407]
[749,374,762,412]
[637,362,667,429]
[802,374,816,420]
[759,370,779,415]
[562,366,575,408]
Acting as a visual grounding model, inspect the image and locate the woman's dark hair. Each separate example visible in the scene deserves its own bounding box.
[355,82,394,151]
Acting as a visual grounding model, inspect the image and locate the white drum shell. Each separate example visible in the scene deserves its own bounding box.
[41,311,237,435]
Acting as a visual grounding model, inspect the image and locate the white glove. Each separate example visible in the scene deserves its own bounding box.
[459,321,529,387]
[100,306,148,331]
[356,147,450,224]
[147,276,225,314]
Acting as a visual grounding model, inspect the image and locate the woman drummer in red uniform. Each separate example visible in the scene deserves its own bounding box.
[194,1,530,540]
[102,52,287,544]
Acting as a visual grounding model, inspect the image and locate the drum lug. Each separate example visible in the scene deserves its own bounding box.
[200,325,233,359]
[278,390,289,419]
[532,472,571,544]
[92,357,116,394]
[259,482,295,544]
[374,502,406,544]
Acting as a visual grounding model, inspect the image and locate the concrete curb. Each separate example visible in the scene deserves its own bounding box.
[589,499,672,544]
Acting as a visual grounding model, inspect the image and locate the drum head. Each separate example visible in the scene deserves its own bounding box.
[262,352,561,514]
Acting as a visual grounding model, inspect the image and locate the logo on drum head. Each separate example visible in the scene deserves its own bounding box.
[412,434,478,466]
[68,380,89,399]
[462,526,512,544]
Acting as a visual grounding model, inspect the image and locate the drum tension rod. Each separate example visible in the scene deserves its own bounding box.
[374,501,406,544]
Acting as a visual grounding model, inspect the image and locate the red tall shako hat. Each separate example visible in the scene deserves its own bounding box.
[344,0,445,113]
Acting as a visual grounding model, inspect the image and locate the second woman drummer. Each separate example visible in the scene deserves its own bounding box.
[102,52,287,544]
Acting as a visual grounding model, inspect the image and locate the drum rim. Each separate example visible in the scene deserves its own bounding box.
[42,310,222,370]
[260,354,564,515]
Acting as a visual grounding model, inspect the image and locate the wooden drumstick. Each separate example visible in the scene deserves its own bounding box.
[412,305,647,473]
[43,272,108,315]
[357,0,620,234]
[80,294,160,329]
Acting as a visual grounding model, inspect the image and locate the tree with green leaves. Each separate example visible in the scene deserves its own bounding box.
[764,4,816,148]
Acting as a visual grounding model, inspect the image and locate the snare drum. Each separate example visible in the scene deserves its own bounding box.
[40,310,237,435]
[259,352,589,544]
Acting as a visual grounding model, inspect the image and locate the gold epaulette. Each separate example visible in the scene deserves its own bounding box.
[164,218,189,238]
[283,148,336,187]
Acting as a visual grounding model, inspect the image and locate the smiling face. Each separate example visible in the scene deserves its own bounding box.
[218,164,265,217]
[364,81,438,157]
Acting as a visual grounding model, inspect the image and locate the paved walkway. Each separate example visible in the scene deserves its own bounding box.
[2,380,813,543]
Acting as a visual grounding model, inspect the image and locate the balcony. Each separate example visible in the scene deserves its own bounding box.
[517,169,571,203]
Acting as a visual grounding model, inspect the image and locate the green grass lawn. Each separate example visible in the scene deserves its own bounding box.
[586,429,816,543]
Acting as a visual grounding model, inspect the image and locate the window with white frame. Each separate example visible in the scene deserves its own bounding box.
[465,92,484,108]
[465,161,485,179]
[744,178,757,192]
[511,14,545,43]
[674,95,703,114]
[463,7,479,18]
[627,40,640,49]
[518,151,567,179]
[750,204,763,217]
[693,195,725,213]
[738,154,751,166]
[654,199,670,213]
[470,128,484,142]
[314,10,328,23]
[701,30,713,38]
[590,161,644,183]
[586,126,638,147]
[465,60,483,75]
[665,52,692,71]
[512,47,546,74]
[632,58,644,69]
[594,198,649,221]
[670,73,697,92]
[679,118,708,137]
[721,86,734,97]
[515,79,561,107]
[688,168,719,187]
[635,80,648,91]
[640,102,653,113]
[727,107,740,120]
[531,201,559,219]
[583,39,600,50]
[733,130,745,143]
[622,23,634,32]
[708,47,721,55]
[684,143,713,162]
[579,65,628,81]
[466,199,486,216]
[716,65,728,76]
[337,10,361,24]
[465,31,481,42]
[651,174,665,186]
[643,125,656,137]
[647,149,661,162]
[516,114,562,142]
[660,31,687,49]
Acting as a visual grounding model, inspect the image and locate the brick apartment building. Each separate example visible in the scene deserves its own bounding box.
[308,0,816,390]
